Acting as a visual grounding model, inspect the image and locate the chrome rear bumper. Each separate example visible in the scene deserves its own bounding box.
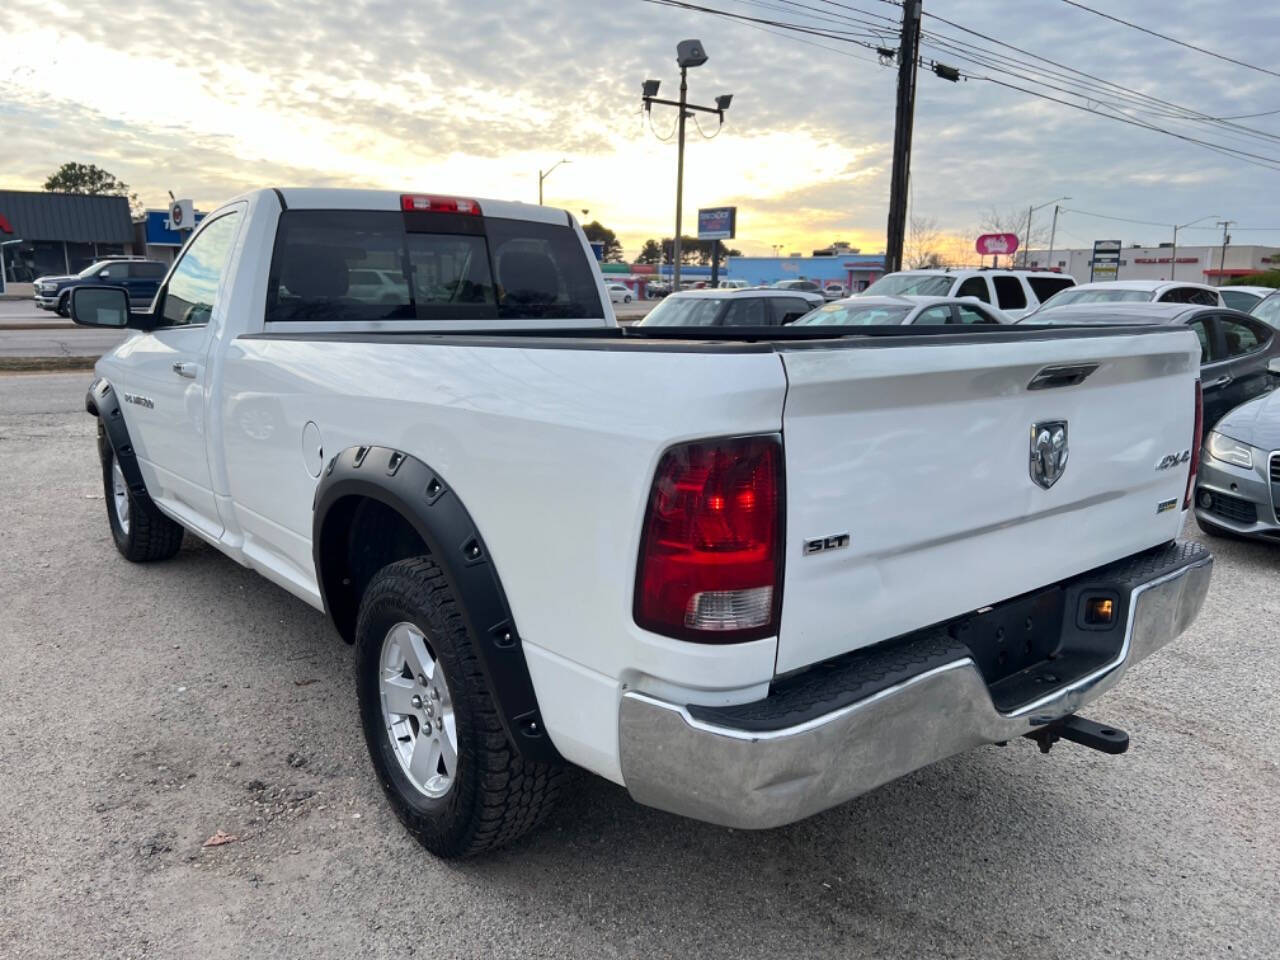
[619,542,1212,829]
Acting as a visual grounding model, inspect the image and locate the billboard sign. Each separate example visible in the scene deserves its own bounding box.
[698,206,737,240]
[1091,239,1122,282]
[975,233,1019,256]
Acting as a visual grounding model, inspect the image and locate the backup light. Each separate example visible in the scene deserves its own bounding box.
[400,194,482,215]
[634,436,783,642]
[1084,597,1115,626]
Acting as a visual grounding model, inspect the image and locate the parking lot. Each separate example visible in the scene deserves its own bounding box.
[2,372,1278,960]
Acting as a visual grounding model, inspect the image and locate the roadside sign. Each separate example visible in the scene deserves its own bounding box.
[976,233,1018,256]
[698,206,736,240]
[1091,239,1122,282]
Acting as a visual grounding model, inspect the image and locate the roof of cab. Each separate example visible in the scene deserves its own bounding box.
[259,188,573,226]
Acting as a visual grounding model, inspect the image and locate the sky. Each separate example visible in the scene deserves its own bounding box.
[3,0,1280,261]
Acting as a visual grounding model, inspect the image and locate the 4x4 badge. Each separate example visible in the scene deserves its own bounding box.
[1030,420,1068,489]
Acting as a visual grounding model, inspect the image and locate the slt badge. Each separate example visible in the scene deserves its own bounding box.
[1030,420,1069,490]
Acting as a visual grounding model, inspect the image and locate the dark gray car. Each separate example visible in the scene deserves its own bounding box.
[1195,380,1280,541]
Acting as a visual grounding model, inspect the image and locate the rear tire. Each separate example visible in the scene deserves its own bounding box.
[355,557,563,858]
[101,440,184,562]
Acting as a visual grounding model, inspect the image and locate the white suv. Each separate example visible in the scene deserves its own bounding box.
[863,269,1076,320]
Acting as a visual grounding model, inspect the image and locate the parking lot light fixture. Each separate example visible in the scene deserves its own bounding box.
[538,159,571,206]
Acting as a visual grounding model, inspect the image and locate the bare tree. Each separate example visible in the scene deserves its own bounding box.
[905,214,948,269]
[978,205,1052,266]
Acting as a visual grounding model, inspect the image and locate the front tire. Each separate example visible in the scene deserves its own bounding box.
[624,294,632,303]
[101,440,184,562]
[355,557,563,858]
[57,294,70,317]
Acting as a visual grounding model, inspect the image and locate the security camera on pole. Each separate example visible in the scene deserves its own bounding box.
[641,39,733,289]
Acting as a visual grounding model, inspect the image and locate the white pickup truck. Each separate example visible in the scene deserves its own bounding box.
[74,188,1213,858]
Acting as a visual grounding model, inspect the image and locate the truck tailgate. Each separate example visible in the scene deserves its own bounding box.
[775,328,1199,674]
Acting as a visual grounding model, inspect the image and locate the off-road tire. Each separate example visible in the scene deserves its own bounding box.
[101,438,185,562]
[354,557,563,858]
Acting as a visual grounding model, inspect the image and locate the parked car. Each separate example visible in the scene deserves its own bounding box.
[793,295,1010,326]
[1219,285,1274,313]
[347,268,409,304]
[34,257,168,316]
[638,287,823,326]
[646,281,671,298]
[1194,378,1280,540]
[1020,302,1279,431]
[716,278,749,289]
[1248,289,1280,329]
[773,279,822,294]
[72,187,1211,858]
[822,282,847,301]
[862,269,1076,320]
[606,282,633,304]
[1030,279,1224,316]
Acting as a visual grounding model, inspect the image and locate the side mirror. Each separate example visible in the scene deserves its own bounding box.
[1269,357,1280,376]
[70,285,131,328]
[98,269,111,278]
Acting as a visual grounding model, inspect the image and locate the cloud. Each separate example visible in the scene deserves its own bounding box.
[2,0,1279,257]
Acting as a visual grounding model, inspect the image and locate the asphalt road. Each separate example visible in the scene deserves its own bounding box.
[0,300,127,357]
[2,372,1277,960]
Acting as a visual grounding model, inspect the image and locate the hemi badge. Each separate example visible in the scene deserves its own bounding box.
[1156,498,1178,514]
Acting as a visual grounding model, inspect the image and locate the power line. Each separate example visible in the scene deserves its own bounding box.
[1059,208,1175,228]
[1057,0,1280,81]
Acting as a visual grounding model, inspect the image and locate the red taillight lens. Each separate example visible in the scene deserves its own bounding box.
[634,436,784,642]
[400,194,482,215]
[1184,379,1203,510]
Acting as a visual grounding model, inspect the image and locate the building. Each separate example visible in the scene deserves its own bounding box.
[133,209,206,265]
[1024,243,1280,286]
[725,253,885,290]
[0,189,136,284]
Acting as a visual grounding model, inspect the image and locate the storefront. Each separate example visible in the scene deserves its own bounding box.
[133,209,206,264]
[0,190,135,284]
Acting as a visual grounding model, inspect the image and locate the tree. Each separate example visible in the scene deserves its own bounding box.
[44,162,142,217]
[905,214,948,269]
[637,239,663,265]
[978,205,1051,266]
[660,237,739,267]
[581,221,624,263]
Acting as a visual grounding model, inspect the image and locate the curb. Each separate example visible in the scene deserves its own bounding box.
[0,322,78,331]
[0,356,99,373]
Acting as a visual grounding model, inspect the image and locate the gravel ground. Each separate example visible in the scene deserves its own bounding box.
[1,373,1277,960]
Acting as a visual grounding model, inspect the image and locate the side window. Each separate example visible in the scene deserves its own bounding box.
[1253,295,1280,329]
[956,276,990,303]
[1189,318,1217,363]
[136,262,167,279]
[992,276,1028,310]
[957,304,999,325]
[1027,276,1074,303]
[721,297,769,326]
[914,305,952,325]
[99,263,123,279]
[159,212,241,327]
[1161,287,1216,305]
[771,297,813,324]
[1189,288,1219,306]
[1218,317,1264,358]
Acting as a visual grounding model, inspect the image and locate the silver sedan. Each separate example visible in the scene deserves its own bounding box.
[1195,373,1280,542]
[792,295,1011,326]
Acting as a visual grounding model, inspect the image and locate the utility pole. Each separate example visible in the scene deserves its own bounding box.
[1170,214,1219,281]
[883,0,921,275]
[1216,220,1235,286]
[641,41,732,291]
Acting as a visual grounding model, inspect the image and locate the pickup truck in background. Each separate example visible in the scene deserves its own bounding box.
[73,188,1213,858]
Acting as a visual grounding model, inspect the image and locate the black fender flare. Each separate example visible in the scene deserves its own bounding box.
[86,377,154,506]
[313,444,561,765]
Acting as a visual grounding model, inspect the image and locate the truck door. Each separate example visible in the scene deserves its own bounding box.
[114,209,243,539]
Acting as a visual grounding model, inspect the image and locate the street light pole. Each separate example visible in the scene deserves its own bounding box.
[1170,214,1220,280]
[673,67,689,289]
[1047,205,1062,271]
[1022,196,1069,268]
[538,159,570,206]
[641,40,731,292]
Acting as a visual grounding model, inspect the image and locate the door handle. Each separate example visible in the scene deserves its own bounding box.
[172,361,198,379]
[1206,375,1232,389]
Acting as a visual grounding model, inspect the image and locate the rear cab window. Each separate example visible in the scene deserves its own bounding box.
[265,208,604,323]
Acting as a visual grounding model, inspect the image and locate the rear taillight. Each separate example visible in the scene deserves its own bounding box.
[1184,379,1203,510]
[400,194,482,215]
[634,436,783,642]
